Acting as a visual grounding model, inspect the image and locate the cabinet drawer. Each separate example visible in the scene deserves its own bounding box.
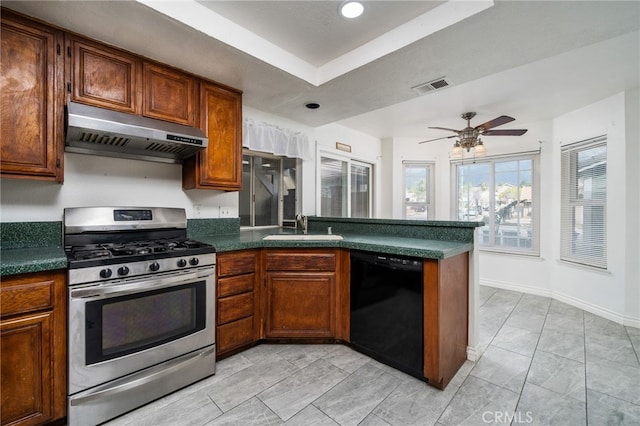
[217,292,253,325]
[217,316,253,352]
[218,251,257,277]
[218,274,254,298]
[1,279,54,317]
[265,252,336,272]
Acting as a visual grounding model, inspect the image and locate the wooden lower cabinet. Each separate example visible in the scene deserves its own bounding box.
[215,251,258,357]
[0,270,66,426]
[423,252,469,389]
[213,247,469,390]
[264,272,335,338]
[263,249,339,339]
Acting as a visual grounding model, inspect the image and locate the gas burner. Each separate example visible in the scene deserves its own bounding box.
[71,246,112,261]
[64,207,215,273]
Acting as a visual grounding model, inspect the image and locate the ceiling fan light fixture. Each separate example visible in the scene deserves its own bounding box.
[474,140,487,157]
[339,1,364,19]
[450,141,463,159]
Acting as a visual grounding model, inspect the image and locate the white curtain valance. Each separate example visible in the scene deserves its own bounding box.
[243,118,312,161]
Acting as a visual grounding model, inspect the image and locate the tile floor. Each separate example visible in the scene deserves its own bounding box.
[105,286,640,425]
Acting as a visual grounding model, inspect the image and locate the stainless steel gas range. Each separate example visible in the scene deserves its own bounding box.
[64,207,216,426]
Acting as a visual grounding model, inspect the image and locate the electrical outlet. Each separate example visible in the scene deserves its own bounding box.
[193,204,202,218]
[219,207,232,218]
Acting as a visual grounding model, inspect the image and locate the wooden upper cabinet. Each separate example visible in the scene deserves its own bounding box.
[0,9,64,182]
[143,62,197,126]
[67,35,142,114]
[182,82,242,190]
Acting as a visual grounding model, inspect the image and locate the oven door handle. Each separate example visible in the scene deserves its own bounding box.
[70,269,213,299]
[69,345,216,406]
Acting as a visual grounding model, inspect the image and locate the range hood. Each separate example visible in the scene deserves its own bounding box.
[65,102,208,164]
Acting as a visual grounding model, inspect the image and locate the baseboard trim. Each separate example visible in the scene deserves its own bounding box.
[466,345,480,362]
[480,278,640,328]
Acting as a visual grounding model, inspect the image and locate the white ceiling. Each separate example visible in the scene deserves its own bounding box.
[4,1,639,140]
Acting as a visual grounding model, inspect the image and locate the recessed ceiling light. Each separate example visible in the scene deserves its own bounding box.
[305,102,320,110]
[339,1,364,19]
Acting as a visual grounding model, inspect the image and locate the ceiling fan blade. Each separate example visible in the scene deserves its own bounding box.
[418,135,457,144]
[482,129,528,136]
[475,115,515,131]
[428,126,460,133]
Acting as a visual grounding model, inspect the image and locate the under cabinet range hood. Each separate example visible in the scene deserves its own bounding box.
[65,102,208,164]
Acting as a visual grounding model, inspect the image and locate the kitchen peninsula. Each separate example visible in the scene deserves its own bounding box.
[190,216,481,389]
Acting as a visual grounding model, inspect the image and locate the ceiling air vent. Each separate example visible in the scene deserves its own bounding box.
[411,77,452,95]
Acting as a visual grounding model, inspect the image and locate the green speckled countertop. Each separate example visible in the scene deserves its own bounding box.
[1,247,68,276]
[1,217,480,276]
[1,221,66,276]
[194,228,473,259]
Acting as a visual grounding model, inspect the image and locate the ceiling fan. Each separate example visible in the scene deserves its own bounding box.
[419,112,528,158]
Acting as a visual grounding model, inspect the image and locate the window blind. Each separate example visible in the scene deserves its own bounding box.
[560,135,607,269]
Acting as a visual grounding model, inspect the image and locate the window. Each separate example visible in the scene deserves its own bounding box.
[453,153,539,254]
[239,151,299,227]
[319,154,373,218]
[561,136,607,269]
[403,162,435,220]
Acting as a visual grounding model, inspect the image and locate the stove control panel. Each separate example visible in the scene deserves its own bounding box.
[68,253,216,286]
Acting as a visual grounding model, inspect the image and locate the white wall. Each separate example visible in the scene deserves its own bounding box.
[0,152,237,221]
[624,88,640,323]
[386,91,639,326]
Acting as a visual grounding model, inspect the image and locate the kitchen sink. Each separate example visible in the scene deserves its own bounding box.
[262,234,343,241]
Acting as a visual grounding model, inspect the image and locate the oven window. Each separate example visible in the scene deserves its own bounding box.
[85,282,206,365]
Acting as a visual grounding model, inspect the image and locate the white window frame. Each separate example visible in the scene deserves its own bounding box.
[451,151,540,255]
[316,151,374,218]
[560,136,607,269]
[402,161,435,220]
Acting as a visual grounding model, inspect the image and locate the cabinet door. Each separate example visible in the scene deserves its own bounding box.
[265,272,335,338]
[68,35,142,114]
[143,62,197,126]
[1,312,53,426]
[183,83,242,190]
[0,11,63,182]
[0,270,67,424]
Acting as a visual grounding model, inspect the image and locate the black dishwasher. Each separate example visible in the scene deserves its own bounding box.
[350,250,424,379]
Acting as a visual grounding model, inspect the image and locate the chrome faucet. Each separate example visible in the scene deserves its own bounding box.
[296,214,308,234]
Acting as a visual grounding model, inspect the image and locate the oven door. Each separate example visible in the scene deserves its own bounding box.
[68,266,215,395]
